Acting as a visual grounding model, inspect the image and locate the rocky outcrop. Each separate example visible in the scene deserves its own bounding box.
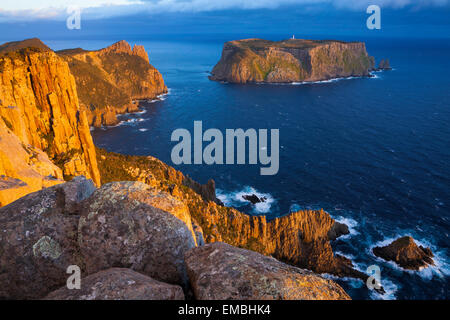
[58,40,167,127]
[209,38,375,83]
[78,181,196,287]
[185,242,350,300]
[373,236,434,270]
[242,193,267,204]
[183,176,222,204]
[327,221,350,241]
[0,177,95,299]
[0,177,351,300]
[44,268,184,300]
[0,46,101,188]
[377,59,392,70]
[95,148,368,283]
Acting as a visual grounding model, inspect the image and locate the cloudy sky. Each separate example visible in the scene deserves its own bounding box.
[1,0,449,20]
[1,0,449,39]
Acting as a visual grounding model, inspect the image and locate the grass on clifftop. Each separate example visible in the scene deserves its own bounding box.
[232,38,355,50]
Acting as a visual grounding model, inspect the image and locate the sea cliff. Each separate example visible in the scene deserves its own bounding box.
[209,38,375,83]
[0,38,374,300]
[0,46,100,206]
[58,40,167,127]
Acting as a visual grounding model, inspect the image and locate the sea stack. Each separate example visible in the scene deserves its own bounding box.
[373,236,435,270]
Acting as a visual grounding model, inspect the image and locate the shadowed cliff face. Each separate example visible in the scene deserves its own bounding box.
[0,48,101,195]
[209,38,375,83]
[58,40,168,127]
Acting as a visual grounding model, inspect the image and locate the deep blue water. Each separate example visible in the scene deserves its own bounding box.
[48,36,450,300]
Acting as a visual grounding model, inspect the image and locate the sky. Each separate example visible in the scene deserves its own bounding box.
[0,0,449,40]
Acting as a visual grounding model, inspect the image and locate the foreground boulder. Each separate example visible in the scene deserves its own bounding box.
[0,177,95,299]
[78,181,196,287]
[44,268,184,300]
[373,236,434,270]
[185,242,350,300]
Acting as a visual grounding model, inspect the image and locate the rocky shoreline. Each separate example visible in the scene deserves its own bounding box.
[0,177,350,300]
[2,37,436,301]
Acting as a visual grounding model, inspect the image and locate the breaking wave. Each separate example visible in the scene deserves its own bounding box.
[216,186,275,214]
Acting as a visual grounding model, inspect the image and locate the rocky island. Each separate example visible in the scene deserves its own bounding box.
[209,38,376,83]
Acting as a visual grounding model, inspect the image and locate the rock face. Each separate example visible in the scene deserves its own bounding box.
[44,268,184,300]
[78,181,196,287]
[96,148,369,283]
[210,38,375,83]
[373,236,434,270]
[0,46,101,189]
[0,177,95,299]
[185,242,350,300]
[0,118,64,206]
[58,40,167,127]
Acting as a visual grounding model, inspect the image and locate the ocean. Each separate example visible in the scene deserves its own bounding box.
[47,35,450,299]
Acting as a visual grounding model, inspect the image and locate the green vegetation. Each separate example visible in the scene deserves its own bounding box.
[53,148,81,170]
[61,56,130,110]
[0,38,50,55]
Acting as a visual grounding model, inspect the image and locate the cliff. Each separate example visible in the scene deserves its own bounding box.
[0,47,101,201]
[58,40,167,127]
[209,38,375,83]
[96,148,370,284]
[0,38,371,299]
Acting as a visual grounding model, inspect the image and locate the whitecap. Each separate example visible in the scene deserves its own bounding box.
[139,128,149,132]
[332,216,360,238]
[321,273,365,289]
[216,186,275,214]
[369,277,398,300]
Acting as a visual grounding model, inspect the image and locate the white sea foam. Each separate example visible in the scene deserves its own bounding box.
[321,273,365,289]
[333,216,360,239]
[144,88,171,103]
[370,278,398,300]
[216,186,275,214]
[139,128,149,132]
[104,117,147,128]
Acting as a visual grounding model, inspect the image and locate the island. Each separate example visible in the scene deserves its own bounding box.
[209,38,377,84]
